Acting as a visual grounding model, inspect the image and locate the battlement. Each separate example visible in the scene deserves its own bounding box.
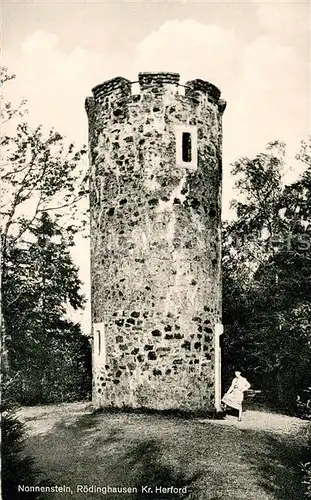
[92,77,132,102]
[185,79,221,104]
[89,73,226,111]
[138,72,180,90]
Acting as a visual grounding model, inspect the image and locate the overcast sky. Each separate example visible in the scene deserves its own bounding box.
[2,0,310,331]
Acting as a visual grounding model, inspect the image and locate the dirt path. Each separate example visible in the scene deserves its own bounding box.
[201,410,310,435]
[17,402,92,436]
[17,402,309,437]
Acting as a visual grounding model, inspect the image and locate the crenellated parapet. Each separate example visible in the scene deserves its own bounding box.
[86,73,226,113]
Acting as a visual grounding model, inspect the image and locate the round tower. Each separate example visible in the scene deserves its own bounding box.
[86,72,226,412]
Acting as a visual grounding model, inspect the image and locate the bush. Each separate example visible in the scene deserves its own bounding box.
[302,462,311,497]
[1,377,45,499]
[8,325,92,406]
[300,431,311,498]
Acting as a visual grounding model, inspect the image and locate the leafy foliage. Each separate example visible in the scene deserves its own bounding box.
[302,462,311,498]
[1,378,46,499]
[222,139,311,409]
[1,68,91,404]
[1,67,88,259]
[3,212,92,405]
[1,412,43,499]
[1,125,88,274]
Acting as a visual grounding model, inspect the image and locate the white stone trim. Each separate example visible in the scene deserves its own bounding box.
[93,322,106,364]
[214,322,223,411]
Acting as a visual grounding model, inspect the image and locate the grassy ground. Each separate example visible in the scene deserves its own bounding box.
[16,403,310,500]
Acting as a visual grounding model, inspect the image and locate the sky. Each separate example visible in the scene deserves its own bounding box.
[2,0,310,332]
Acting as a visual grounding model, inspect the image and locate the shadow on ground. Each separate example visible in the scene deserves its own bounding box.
[243,428,309,500]
[19,405,310,500]
[125,439,201,499]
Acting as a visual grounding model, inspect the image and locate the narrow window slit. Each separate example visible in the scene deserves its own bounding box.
[182,132,192,163]
[97,330,101,356]
[94,323,106,361]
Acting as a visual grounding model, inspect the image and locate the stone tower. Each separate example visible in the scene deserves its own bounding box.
[85,72,226,412]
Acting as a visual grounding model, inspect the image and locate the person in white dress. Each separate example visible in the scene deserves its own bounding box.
[222,371,251,421]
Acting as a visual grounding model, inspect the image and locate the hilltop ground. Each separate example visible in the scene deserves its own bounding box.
[16,402,310,500]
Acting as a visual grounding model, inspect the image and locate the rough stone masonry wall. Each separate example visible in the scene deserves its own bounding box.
[86,72,226,411]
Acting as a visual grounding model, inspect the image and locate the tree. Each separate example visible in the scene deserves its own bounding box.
[1,66,88,282]
[222,139,311,409]
[1,67,91,402]
[3,212,91,404]
[227,141,288,268]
